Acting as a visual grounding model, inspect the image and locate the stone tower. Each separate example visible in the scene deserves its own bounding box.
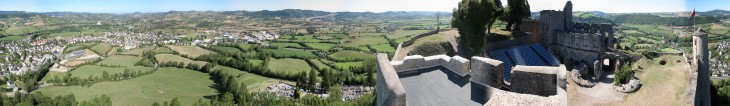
[692,28,711,105]
[563,1,573,30]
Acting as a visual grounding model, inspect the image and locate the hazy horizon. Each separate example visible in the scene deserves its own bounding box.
[0,0,725,14]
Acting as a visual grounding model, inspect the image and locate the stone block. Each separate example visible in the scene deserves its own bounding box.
[390,61,403,72]
[446,56,470,77]
[510,65,558,97]
[396,55,425,72]
[470,56,503,88]
[423,55,450,68]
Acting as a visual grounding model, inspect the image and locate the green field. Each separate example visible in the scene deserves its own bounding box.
[342,36,389,47]
[261,49,317,59]
[305,43,338,51]
[90,43,113,55]
[270,43,305,48]
[332,61,364,70]
[155,54,209,67]
[40,71,69,82]
[69,65,153,79]
[212,66,294,91]
[309,59,333,71]
[250,59,264,67]
[387,30,430,39]
[660,48,682,53]
[237,43,254,51]
[267,58,312,75]
[328,51,374,61]
[34,67,218,106]
[95,55,144,67]
[211,46,241,53]
[119,47,154,56]
[153,47,175,54]
[0,36,27,41]
[370,44,396,53]
[166,45,213,58]
[64,42,99,53]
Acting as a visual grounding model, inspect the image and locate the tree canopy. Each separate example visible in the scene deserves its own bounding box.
[451,0,502,57]
[503,0,531,30]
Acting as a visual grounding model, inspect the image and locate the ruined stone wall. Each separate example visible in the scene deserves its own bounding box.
[509,65,560,97]
[520,20,543,43]
[539,10,566,46]
[376,53,407,106]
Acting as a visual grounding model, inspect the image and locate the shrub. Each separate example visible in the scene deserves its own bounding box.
[613,64,632,85]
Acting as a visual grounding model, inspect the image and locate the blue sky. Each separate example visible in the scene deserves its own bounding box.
[0,0,726,13]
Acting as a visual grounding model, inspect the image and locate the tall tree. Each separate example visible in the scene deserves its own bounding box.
[308,69,317,90]
[452,0,502,57]
[504,0,531,30]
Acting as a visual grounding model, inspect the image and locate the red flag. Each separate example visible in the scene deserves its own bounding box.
[689,8,696,19]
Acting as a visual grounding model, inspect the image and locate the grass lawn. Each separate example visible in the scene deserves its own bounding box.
[327,51,374,61]
[305,43,338,51]
[34,67,218,106]
[261,49,317,59]
[90,43,113,56]
[155,54,209,67]
[267,58,312,75]
[95,55,144,67]
[166,45,213,58]
[69,65,153,78]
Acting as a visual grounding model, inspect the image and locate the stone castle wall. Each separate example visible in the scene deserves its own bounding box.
[376,54,407,106]
[520,20,542,43]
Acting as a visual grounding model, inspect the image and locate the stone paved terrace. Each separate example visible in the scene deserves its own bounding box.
[397,66,484,106]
